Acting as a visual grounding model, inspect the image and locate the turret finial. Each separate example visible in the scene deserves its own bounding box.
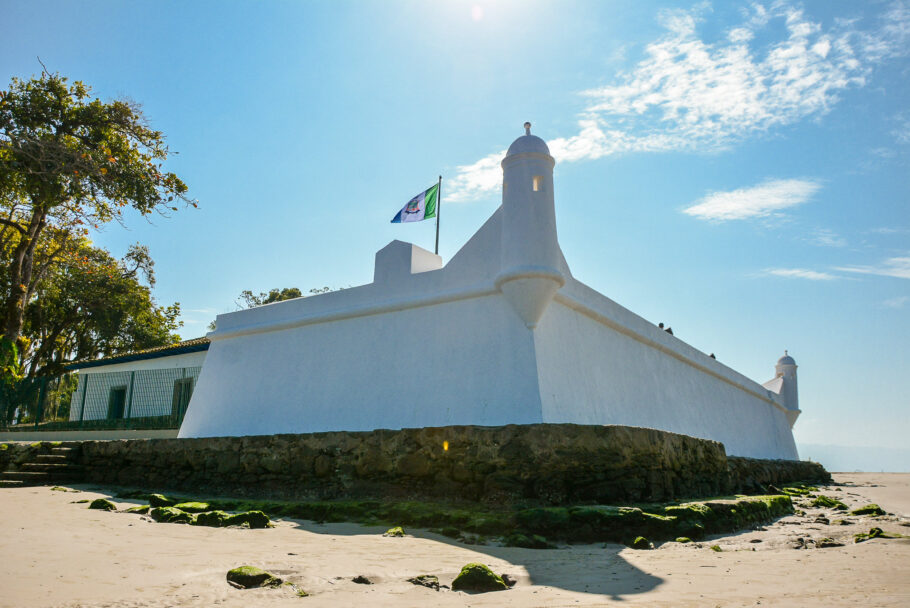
[524,121,531,135]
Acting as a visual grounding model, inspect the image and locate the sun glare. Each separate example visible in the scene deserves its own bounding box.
[471,5,484,21]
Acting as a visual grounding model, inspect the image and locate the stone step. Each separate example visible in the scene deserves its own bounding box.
[0,479,25,488]
[1,471,51,483]
[1,469,82,483]
[35,454,71,464]
[50,447,79,456]
[21,462,83,474]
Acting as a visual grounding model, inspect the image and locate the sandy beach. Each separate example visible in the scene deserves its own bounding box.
[1,473,908,607]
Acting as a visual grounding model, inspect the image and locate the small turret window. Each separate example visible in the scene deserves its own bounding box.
[532,176,542,191]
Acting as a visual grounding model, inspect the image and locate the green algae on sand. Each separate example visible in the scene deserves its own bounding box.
[88,498,116,511]
[451,563,508,593]
[851,504,885,516]
[150,506,195,524]
[811,495,848,510]
[226,566,283,589]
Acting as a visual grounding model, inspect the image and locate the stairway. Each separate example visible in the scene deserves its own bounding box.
[0,444,84,488]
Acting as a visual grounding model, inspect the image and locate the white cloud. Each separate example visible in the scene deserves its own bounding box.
[867,227,910,235]
[809,228,847,248]
[447,150,505,202]
[859,0,910,61]
[448,1,910,200]
[883,295,910,308]
[682,178,821,221]
[763,268,838,280]
[836,256,910,279]
[893,112,910,145]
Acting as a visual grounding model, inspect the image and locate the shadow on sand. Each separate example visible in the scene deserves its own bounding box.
[97,485,664,600]
[285,517,664,599]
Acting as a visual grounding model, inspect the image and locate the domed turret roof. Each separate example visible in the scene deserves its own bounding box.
[777,351,796,366]
[506,122,550,157]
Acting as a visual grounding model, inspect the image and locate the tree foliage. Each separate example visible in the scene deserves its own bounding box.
[236,287,304,309]
[0,71,193,371]
[235,286,338,310]
[21,238,180,377]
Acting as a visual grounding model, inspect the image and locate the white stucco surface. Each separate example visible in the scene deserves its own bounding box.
[180,125,802,459]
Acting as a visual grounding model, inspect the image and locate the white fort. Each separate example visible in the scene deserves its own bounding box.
[181,124,801,460]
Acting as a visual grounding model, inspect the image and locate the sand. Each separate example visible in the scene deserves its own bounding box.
[1,473,908,607]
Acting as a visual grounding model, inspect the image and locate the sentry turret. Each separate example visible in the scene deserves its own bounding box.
[496,122,566,328]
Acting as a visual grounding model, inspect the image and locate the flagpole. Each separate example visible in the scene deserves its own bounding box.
[435,175,442,255]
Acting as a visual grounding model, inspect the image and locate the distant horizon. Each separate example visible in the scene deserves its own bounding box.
[799,443,910,473]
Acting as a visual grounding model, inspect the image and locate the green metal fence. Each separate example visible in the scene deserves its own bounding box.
[0,367,201,432]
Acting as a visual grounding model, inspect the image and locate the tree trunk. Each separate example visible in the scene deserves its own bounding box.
[2,210,46,347]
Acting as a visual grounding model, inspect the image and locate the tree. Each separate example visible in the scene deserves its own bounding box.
[0,71,193,371]
[235,286,340,310]
[236,287,304,309]
[22,238,180,377]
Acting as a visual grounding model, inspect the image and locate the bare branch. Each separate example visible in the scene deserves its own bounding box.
[36,56,50,76]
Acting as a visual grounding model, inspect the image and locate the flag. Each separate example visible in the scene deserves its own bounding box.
[391,183,439,223]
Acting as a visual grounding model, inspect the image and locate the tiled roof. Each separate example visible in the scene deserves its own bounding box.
[64,337,210,370]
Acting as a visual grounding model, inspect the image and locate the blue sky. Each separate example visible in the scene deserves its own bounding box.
[3,1,908,465]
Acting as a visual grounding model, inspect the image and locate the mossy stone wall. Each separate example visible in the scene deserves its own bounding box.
[65,424,823,504]
[2,425,829,504]
[726,455,830,492]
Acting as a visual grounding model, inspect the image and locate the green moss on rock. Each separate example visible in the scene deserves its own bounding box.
[665,503,712,520]
[225,510,272,529]
[226,565,282,589]
[811,495,848,511]
[124,505,150,514]
[630,536,652,549]
[383,526,406,537]
[781,486,811,496]
[150,506,195,524]
[173,501,211,513]
[850,504,885,516]
[88,498,116,511]
[194,510,232,527]
[710,544,722,552]
[148,493,175,507]
[451,563,508,593]
[675,537,692,543]
[854,527,884,543]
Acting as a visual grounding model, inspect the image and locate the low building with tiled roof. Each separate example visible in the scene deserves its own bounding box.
[64,338,210,425]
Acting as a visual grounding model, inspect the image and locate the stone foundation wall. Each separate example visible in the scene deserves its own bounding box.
[727,456,830,493]
[56,424,824,504]
[2,425,829,504]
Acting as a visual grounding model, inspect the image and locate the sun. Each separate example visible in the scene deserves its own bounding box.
[471,4,484,22]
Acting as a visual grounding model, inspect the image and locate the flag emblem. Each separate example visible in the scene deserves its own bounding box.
[391,183,439,223]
